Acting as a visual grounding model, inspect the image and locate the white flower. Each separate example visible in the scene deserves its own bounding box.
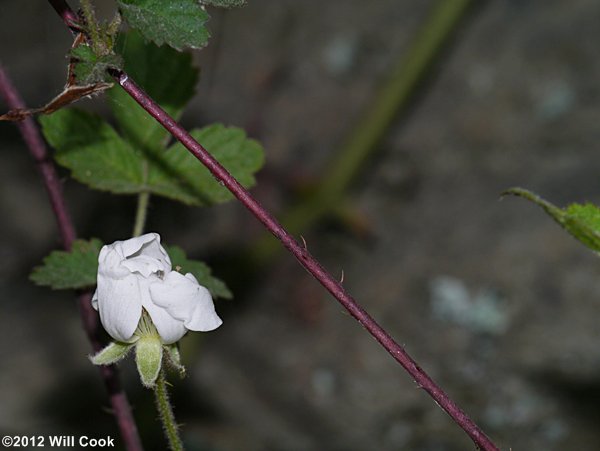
[92,233,222,344]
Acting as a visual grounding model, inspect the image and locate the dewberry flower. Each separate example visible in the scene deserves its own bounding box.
[92,232,222,344]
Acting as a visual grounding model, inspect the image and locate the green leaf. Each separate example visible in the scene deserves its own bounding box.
[165,245,232,299]
[40,109,145,194]
[90,341,134,365]
[148,124,264,206]
[108,30,198,151]
[504,187,600,253]
[41,111,263,206]
[30,239,103,290]
[201,0,247,8]
[117,0,210,51]
[70,45,123,85]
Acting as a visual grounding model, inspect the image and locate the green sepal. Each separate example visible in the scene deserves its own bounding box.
[504,187,600,253]
[163,344,186,378]
[135,335,163,388]
[90,341,134,365]
[29,238,103,290]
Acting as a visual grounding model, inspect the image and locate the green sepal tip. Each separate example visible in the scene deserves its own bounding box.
[90,341,135,365]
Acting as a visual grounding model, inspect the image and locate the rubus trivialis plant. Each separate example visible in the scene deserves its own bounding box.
[0,0,502,450]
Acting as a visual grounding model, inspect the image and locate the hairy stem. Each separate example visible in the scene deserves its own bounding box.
[48,3,500,450]
[79,0,103,54]
[0,64,144,451]
[154,370,184,451]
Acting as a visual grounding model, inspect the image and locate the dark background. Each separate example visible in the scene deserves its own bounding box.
[1,1,600,450]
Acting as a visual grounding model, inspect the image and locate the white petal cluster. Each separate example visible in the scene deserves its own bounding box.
[92,233,222,344]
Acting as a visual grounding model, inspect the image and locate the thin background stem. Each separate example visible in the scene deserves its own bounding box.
[46,1,501,449]
[0,67,75,249]
[132,160,150,237]
[0,64,144,451]
[253,0,475,262]
[133,191,151,237]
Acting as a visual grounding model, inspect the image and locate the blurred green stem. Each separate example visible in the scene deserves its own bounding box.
[133,161,150,237]
[251,0,474,262]
[133,191,150,236]
[133,191,150,237]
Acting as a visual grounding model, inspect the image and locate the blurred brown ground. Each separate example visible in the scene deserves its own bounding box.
[1,1,600,450]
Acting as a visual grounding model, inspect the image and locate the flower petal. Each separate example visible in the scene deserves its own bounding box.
[142,301,187,344]
[150,272,222,333]
[96,272,143,342]
[120,233,159,258]
[91,288,99,310]
[97,244,130,279]
[183,274,222,331]
[120,233,171,277]
[138,279,186,344]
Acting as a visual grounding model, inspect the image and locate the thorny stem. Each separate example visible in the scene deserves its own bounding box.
[118,72,501,451]
[48,2,500,450]
[0,64,144,451]
[0,66,76,249]
[154,370,184,451]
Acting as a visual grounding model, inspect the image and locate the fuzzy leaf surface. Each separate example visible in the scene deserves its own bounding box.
[201,0,246,8]
[166,245,232,299]
[504,187,600,253]
[91,342,134,365]
[117,0,210,50]
[40,109,145,194]
[30,239,103,290]
[43,110,263,204]
[70,45,123,85]
[108,30,198,151]
[136,336,163,387]
[148,124,264,206]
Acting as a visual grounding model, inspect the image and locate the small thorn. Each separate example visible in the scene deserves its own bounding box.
[300,235,308,250]
[340,269,345,284]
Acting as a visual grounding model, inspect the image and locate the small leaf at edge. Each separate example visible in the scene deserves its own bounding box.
[117,0,210,51]
[503,187,600,253]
